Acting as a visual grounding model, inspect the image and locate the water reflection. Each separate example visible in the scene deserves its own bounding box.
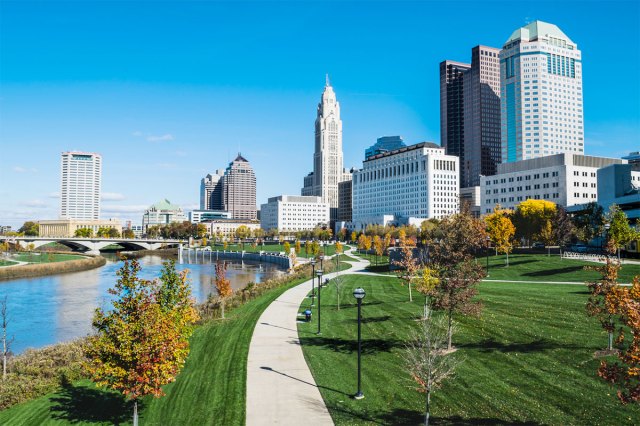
[0,254,284,354]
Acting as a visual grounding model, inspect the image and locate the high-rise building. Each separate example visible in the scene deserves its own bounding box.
[301,76,350,222]
[223,154,257,220]
[440,45,501,188]
[200,169,225,210]
[500,21,584,163]
[142,199,187,232]
[260,195,329,232]
[60,151,101,220]
[364,136,405,159]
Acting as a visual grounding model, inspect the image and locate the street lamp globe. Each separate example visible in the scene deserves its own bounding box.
[310,259,316,266]
[353,287,366,300]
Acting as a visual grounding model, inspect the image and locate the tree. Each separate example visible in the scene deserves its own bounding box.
[0,296,13,380]
[107,227,120,238]
[305,241,311,256]
[86,260,198,425]
[607,204,637,260]
[214,261,233,319]
[338,227,347,242]
[294,240,301,255]
[404,314,459,426]
[311,241,320,257]
[512,199,556,245]
[235,225,250,249]
[196,224,207,239]
[393,240,419,302]
[283,241,291,255]
[335,241,343,255]
[373,235,383,265]
[426,209,486,350]
[553,206,576,254]
[146,225,160,239]
[573,201,605,244]
[484,206,516,266]
[415,267,439,319]
[74,228,93,238]
[122,229,135,239]
[537,219,555,256]
[598,276,640,405]
[383,233,392,255]
[350,231,357,243]
[18,221,39,236]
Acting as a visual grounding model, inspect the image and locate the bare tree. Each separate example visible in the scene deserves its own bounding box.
[404,314,460,426]
[1,296,13,380]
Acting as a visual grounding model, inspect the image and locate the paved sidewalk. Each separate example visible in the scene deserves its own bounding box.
[246,250,368,425]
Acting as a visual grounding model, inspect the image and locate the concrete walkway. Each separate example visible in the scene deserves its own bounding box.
[246,250,369,426]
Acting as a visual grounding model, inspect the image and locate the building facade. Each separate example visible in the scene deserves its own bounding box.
[337,179,353,222]
[440,46,501,189]
[39,219,121,238]
[500,21,584,163]
[260,195,329,232]
[352,142,460,230]
[142,199,187,231]
[204,219,261,239]
[480,154,625,214]
[189,210,231,223]
[223,154,257,220]
[60,151,102,220]
[364,136,405,159]
[200,170,225,210]
[301,77,350,222]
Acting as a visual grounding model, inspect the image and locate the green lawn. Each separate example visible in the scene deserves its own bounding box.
[211,242,343,258]
[480,253,640,283]
[12,253,84,264]
[298,275,640,425]
[0,276,310,425]
[0,259,17,267]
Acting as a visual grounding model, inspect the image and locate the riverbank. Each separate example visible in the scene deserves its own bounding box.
[0,254,106,280]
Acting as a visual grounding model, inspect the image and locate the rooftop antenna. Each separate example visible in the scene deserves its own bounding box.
[326,73,330,87]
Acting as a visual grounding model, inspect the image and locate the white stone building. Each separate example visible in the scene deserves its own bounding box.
[301,76,351,222]
[142,199,187,232]
[480,153,626,214]
[500,21,584,162]
[260,195,329,232]
[351,142,460,230]
[203,219,261,239]
[60,151,101,220]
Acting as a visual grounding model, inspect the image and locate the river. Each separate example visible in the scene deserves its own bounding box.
[0,253,285,354]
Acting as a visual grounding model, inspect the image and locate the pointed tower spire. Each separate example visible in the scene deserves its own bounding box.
[325,73,330,87]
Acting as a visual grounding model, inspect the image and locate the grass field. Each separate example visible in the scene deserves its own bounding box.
[12,253,84,264]
[298,275,640,425]
[0,275,310,425]
[0,259,18,267]
[211,242,343,258]
[481,253,640,283]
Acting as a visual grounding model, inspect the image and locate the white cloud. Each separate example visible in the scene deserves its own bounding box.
[20,199,48,208]
[48,191,60,198]
[101,192,125,201]
[13,166,38,173]
[101,204,148,214]
[147,134,174,142]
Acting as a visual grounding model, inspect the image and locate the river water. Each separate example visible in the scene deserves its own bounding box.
[0,253,285,354]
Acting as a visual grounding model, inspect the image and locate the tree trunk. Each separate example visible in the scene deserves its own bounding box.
[2,334,5,380]
[423,296,429,320]
[133,400,138,426]
[608,318,613,351]
[408,280,413,302]
[425,389,431,426]
[506,251,509,267]
[447,311,453,350]
[221,299,225,319]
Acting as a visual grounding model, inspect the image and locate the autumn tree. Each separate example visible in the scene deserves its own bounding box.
[235,225,250,249]
[512,199,556,245]
[553,206,576,254]
[573,201,605,244]
[537,219,555,256]
[598,276,640,405]
[485,206,516,266]
[108,227,120,238]
[311,241,320,257]
[305,241,311,256]
[415,267,439,319]
[587,243,620,352]
[122,229,135,239]
[18,221,39,236]
[350,231,357,243]
[283,241,291,255]
[214,261,233,319]
[607,204,637,260]
[295,240,301,255]
[74,228,93,238]
[393,240,419,302]
[86,260,198,425]
[373,235,383,265]
[338,227,347,242]
[383,233,392,255]
[425,209,486,349]
[404,314,459,426]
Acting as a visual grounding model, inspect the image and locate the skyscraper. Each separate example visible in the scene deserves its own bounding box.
[223,154,257,220]
[440,45,501,188]
[500,21,584,163]
[301,76,349,222]
[364,136,405,159]
[60,151,101,220]
[200,169,225,210]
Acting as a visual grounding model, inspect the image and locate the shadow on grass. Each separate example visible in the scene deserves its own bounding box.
[433,415,541,425]
[49,381,135,424]
[259,366,349,396]
[361,315,391,324]
[299,336,402,354]
[523,266,586,277]
[489,259,537,268]
[365,265,391,273]
[457,338,581,353]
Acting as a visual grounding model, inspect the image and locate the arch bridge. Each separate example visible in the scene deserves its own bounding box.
[0,237,183,255]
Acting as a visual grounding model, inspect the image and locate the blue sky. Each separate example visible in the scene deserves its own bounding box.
[1,0,639,228]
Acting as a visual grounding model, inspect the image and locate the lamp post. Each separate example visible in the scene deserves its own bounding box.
[310,259,316,306]
[353,287,366,400]
[485,236,491,277]
[319,254,324,272]
[315,271,323,335]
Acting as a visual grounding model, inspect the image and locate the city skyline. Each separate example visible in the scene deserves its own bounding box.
[1,1,639,228]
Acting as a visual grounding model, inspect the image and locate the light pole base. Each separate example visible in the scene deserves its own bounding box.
[353,392,364,400]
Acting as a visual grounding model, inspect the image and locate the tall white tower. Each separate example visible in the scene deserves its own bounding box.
[500,21,583,163]
[60,151,102,220]
[302,76,347,221]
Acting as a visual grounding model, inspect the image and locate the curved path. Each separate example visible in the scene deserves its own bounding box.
[246,250,369,425]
